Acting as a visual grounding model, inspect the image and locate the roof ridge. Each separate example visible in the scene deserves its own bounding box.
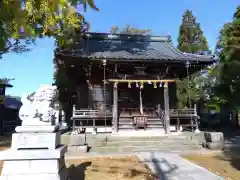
[84,32,171,42]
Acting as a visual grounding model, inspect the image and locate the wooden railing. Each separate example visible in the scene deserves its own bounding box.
[170,108,196,117]
[119,108,196,117]
[71,105,198,132]
[71,105,113,133]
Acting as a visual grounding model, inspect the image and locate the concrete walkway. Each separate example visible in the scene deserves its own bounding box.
[137,152,223,180]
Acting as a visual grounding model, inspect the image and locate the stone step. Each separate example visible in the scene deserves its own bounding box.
[93,141,201,149]
[93,145,201,149]
[90,146,202,153]
[61,133,202,146]
[93,139,199,145]
[118,124,134,129]
[118,121,133,125]
[93,136,190,142]
[146,125,164,128]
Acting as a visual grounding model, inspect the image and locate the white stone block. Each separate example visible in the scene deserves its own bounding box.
[1,158,64,175]
[68,145,88,153]
[0,167,69,180]
[15,125,58,133]
[0,145,67,160]
[204,132,224,142]
[85,127,94,133]
[21,120,52,126]
[97,127,112,133]
[11,132,61,150]
[170,126,176,131]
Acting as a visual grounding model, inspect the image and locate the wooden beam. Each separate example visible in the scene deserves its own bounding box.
[107,79,176,83]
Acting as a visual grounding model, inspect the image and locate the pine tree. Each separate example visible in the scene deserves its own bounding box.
[177,10,209,54]
[176,10,210,108]
[216,6,240,107]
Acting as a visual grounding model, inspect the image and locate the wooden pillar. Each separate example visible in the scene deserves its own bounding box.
[112,83,118,133]
[164,82,170,133]
[88,64,92,109]
[76,86,81,109]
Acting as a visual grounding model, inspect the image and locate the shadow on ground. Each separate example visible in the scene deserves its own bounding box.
[200,125,240,171]
[220,128,240,171]
[138,153,178,180]
[68,161,92,180]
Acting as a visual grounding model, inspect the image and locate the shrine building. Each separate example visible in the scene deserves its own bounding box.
[54,32,215,134]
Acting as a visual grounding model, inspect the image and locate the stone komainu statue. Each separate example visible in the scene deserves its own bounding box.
[19,85,59,126]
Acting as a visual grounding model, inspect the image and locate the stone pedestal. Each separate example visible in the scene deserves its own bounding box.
[202,132,224,150]
[0,126,69,180]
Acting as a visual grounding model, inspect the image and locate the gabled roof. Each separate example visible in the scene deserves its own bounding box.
[0,79,13,88]
[56,32,215,63]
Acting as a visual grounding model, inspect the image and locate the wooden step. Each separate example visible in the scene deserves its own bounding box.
[118,124,164,130]
[118,124,134,129]
[147,124,164,128]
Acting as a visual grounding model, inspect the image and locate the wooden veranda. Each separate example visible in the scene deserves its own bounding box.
[71,79,199,134]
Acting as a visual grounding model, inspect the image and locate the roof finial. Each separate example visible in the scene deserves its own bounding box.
[167,32,172,42]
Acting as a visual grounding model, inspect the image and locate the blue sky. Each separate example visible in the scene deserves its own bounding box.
[0,0,239,96]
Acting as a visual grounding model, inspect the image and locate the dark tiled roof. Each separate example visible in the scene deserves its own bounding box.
[56,32,214,63]
[3,96,22,109]
[0,80,13,88]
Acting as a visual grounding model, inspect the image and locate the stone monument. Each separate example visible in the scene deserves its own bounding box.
[0,85,69,180]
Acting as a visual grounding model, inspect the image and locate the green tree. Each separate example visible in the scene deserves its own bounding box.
[176,10,211,108]
[215,6,240,108]
[0,0,98,56]
[177,10,209,54]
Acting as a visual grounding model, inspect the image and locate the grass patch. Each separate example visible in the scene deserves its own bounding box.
[183,152,240,180]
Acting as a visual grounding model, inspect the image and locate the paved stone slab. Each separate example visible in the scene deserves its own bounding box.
[0,168,69,180]
[137,152,223,180]
[0,145,67,160]
[2,158,65,175]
